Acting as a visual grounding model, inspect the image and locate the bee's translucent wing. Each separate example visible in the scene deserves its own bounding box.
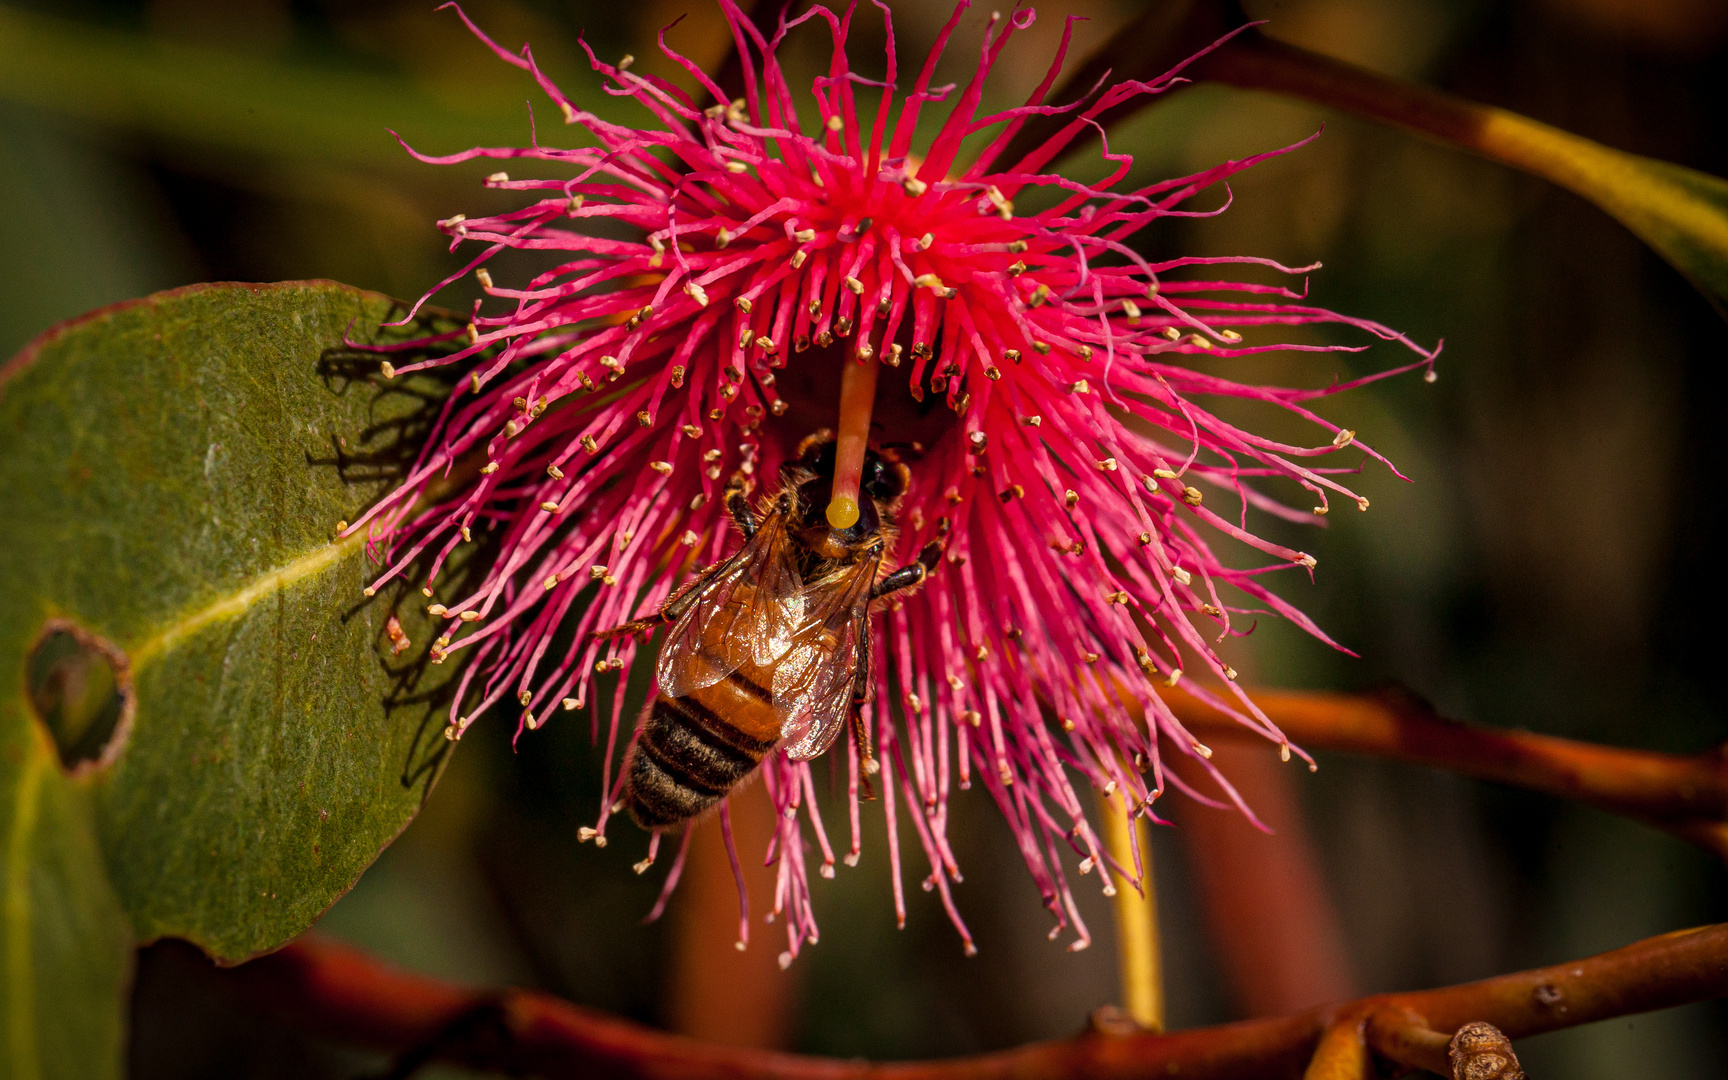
[742,513,804,667]
[656,509,802,698]
[775,554,878,761]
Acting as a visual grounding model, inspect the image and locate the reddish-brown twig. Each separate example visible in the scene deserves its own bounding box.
[230,923,1728,1079]
[1165,687,1728,860]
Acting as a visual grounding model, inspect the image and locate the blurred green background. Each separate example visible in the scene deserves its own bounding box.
[3,0,1725,1076]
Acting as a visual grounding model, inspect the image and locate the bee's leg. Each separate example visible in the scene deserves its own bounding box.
[594,565,708,639]
[850,631,879,799]
[870,518,950,601]
[593,614,664,640]
[725,475,759,538]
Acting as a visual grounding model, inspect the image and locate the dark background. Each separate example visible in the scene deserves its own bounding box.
[2,0,1724,1076]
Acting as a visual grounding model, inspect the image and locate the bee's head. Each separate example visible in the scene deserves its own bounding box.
[785,432,909,552]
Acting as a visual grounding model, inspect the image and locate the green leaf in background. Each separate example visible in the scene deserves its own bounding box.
[0,4,540,172]
[1000,2,1728,318]
[1192,26,1728,316]
[1507,125,1728,315]
[0,281,464,1078]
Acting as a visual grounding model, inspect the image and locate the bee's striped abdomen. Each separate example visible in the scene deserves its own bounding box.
[626,686,777,828]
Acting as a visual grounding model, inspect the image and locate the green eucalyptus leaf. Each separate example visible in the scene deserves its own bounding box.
[1468,109,1728,315]
[1186,26,1728,317]
[0,715,131,1080]
[0,281,463,1076]
[1594,154,1728,313]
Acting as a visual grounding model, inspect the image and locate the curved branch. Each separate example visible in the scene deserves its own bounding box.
[1165,687,1728,859]
[230,924,1728,1079]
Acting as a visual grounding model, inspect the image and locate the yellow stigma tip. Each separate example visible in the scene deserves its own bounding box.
[826,495,861,530]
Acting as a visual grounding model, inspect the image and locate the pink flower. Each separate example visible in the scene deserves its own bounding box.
[349,1,1438,964]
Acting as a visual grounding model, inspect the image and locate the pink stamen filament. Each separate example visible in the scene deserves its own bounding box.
[826,354,879,529]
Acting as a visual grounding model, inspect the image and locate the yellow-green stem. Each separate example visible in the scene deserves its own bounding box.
[1096,789,1164,1032]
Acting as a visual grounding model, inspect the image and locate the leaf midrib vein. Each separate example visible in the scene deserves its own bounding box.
[130,533,364,670]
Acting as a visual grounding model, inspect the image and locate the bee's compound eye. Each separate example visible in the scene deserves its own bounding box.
[794,429,837,470]
[867,459,910,501]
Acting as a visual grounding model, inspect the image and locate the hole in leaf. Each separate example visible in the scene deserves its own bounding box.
[26,621,134,773]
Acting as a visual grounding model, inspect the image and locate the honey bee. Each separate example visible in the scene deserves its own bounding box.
[599,433,946,829]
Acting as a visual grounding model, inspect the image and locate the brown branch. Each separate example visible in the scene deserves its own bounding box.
[1001,0,1623,201]
[1186,25,1622,203]
[230,924,1728,1079]
[1164,687,1728,860]
[1001,0,1728,315]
